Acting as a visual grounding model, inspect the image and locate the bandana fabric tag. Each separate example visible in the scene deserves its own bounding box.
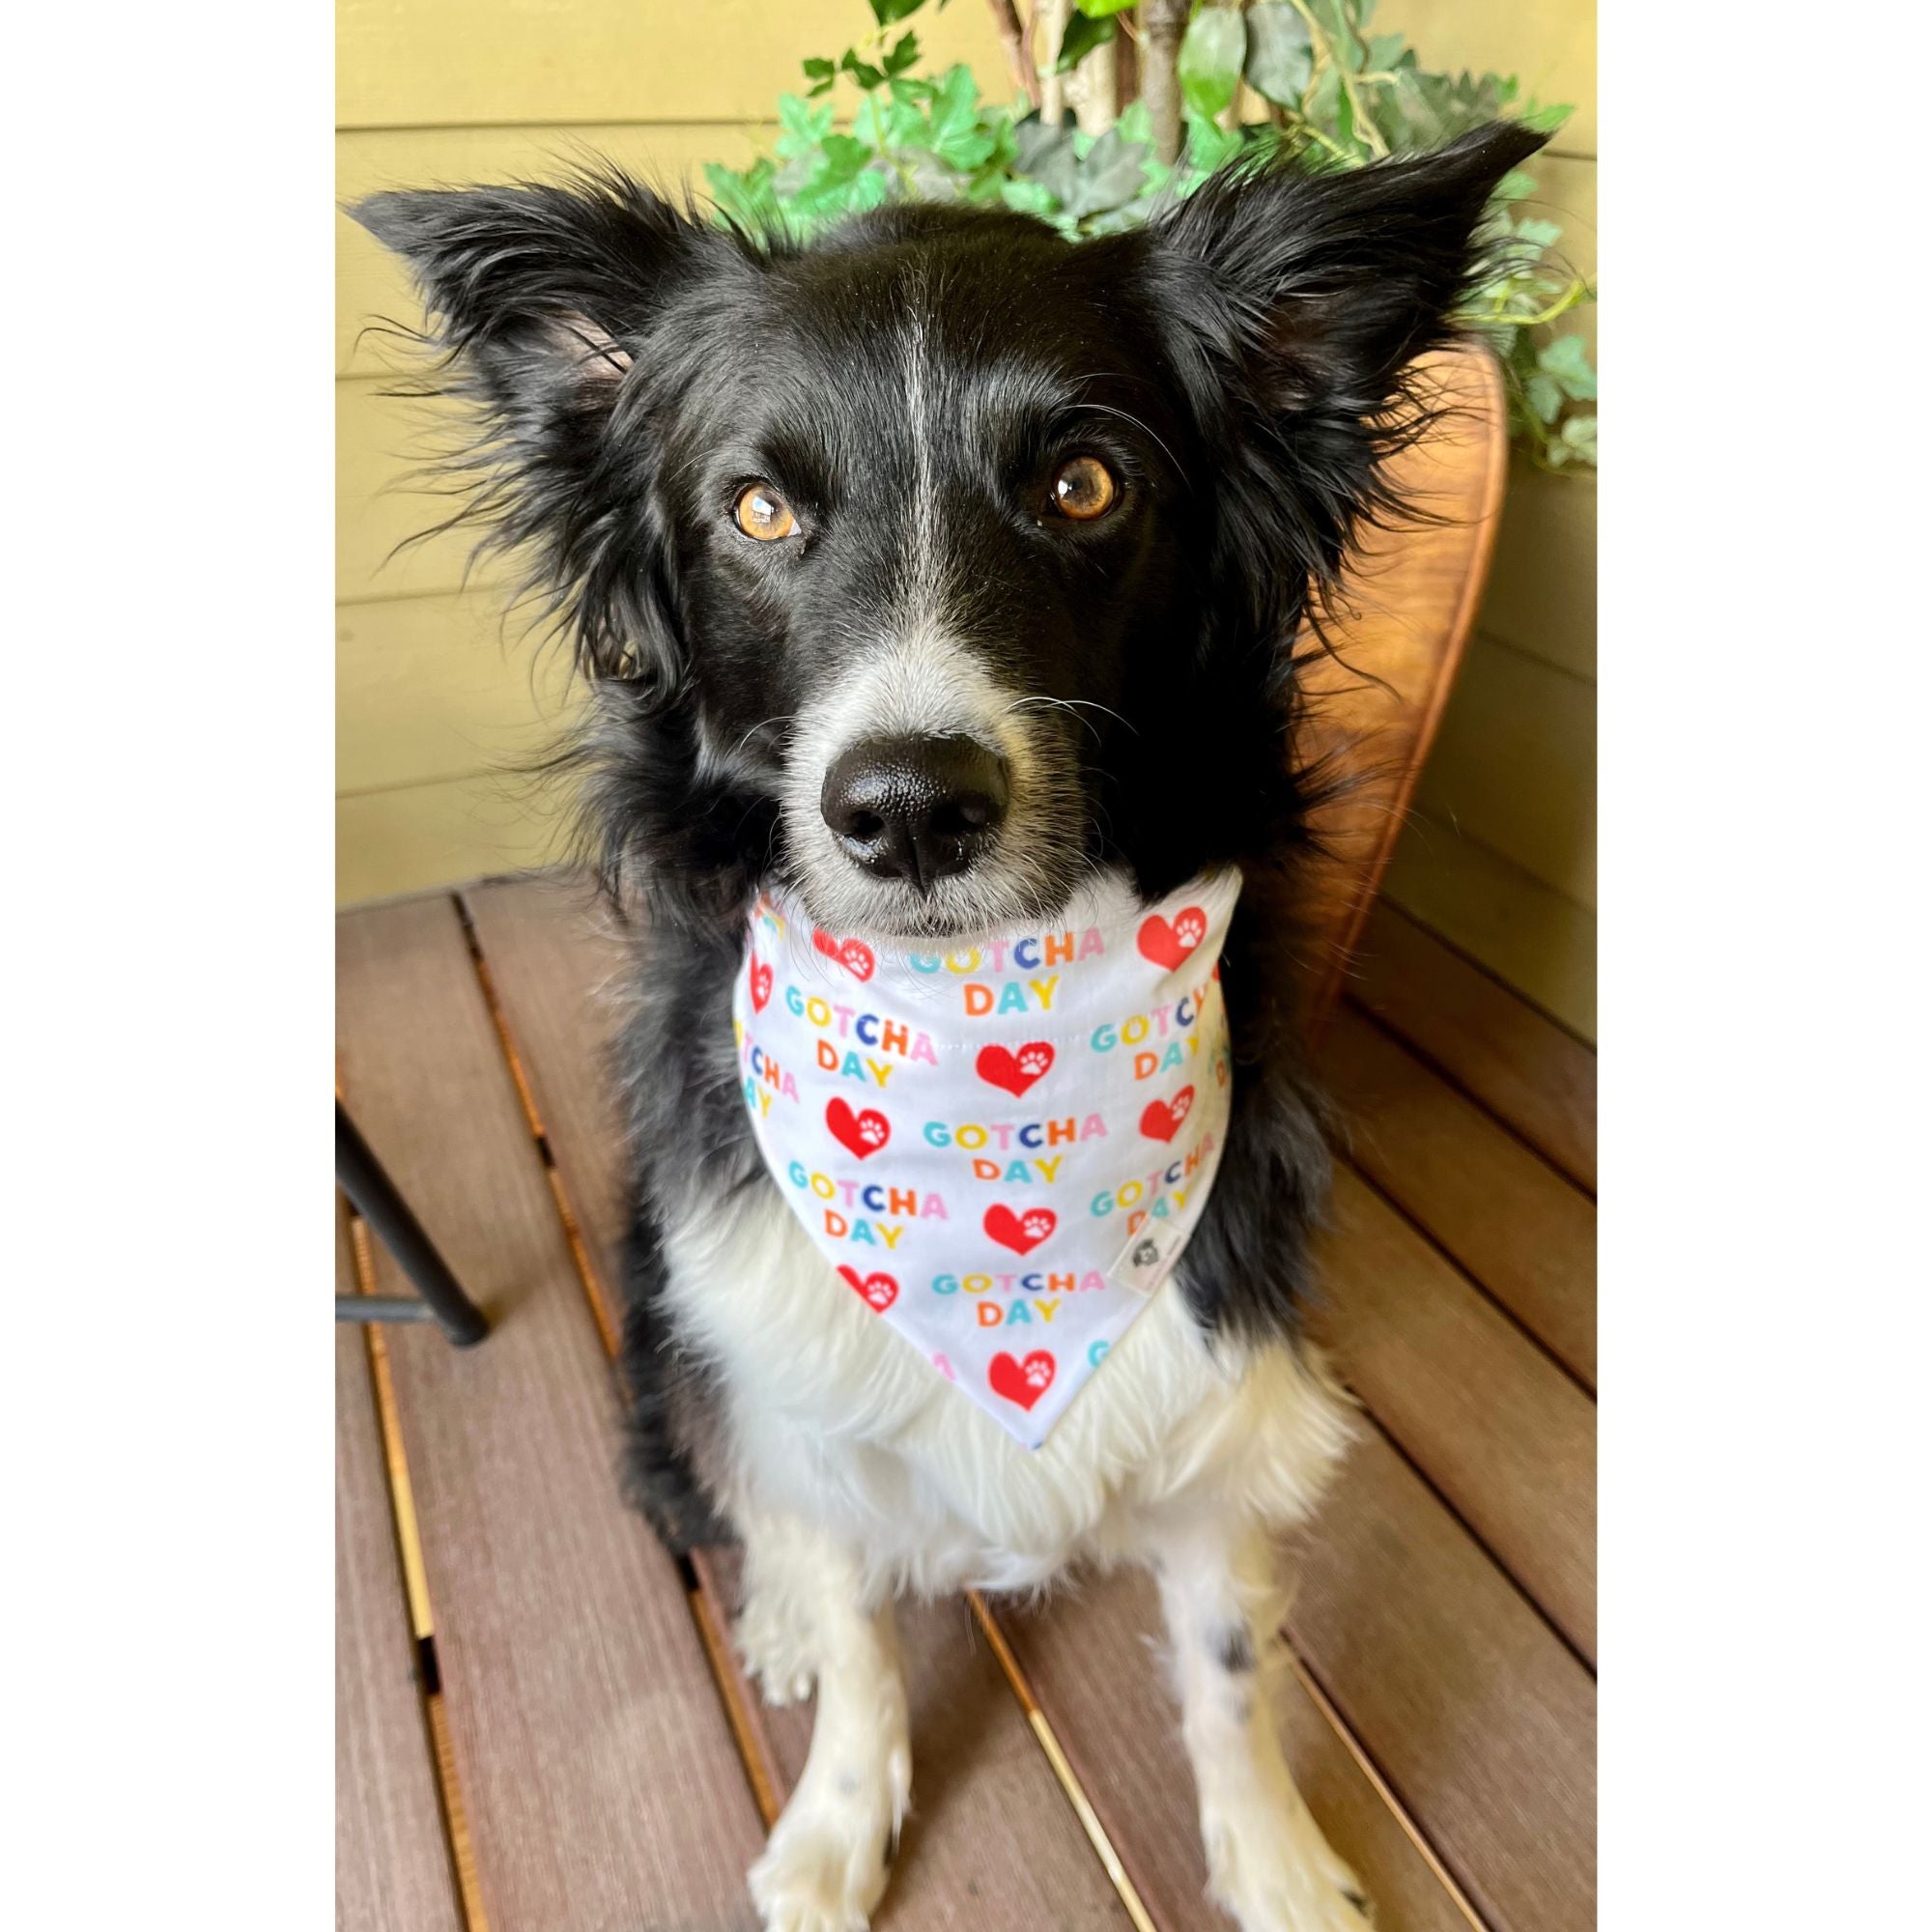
[730,870,1241,1450]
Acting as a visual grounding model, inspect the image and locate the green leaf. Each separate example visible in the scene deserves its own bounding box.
[775,93,835,158]
[1521,101,1574,133]
[1075,0,1138,15]
[1184,110,1243,174]
[1076,125,1151,214]
[1525,371,1563,423]
[841,50,886,90]
[1558,414,1597,464]
[1513,216,1563,251]
[867,0,925,25]
[801,57,835,83]
[1537,331,1597,401]
[1364,33,1407,72]
[1057,11,1116,73]
[1243,3,1311,107]
[1179,6,1246,121]
[1001,178,1062,217]
[1493,167,1537,204]
[927,64,980,142]
[882,31,922,77]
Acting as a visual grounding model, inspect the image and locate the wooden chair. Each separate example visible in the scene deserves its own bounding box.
[1293,341,1509,1027]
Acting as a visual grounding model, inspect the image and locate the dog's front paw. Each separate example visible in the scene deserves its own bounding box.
[1204,1794,1373,1932]
[736,1588,817,1706]
[749,1755,910,1932]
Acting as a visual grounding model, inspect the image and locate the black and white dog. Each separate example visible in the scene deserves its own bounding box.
[356,118,1541,1932]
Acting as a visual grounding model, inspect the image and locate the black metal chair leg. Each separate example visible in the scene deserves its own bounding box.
[335,1101,490,1346]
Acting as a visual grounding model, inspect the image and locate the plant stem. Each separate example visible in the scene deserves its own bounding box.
[1285,0,1388,156]
[985,0,1043,109]
[1142,0,1189,165]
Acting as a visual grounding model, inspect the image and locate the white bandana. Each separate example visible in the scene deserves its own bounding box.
[731,869,1241,1448]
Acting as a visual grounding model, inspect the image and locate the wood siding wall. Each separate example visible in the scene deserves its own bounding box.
[335,1,1597,1035]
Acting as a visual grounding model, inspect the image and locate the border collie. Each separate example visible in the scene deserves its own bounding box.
[355,117,1542,1932]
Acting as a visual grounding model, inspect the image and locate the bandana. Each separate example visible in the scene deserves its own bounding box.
[731,869,1241,1448]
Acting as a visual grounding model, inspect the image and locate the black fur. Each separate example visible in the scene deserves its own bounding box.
[353,121,1544,1525]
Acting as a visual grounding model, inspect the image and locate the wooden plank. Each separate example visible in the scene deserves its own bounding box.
[1411,630,1597,911]
[1319,1003,1596,1388]
[463,874,1136,1927]
[337,377,518,605]
[1343,898,1596,1189]
[336,893,766,1931]
[336,593,580,797]
[336,773,572,907]
[1290,1429,1596,1932]
[1315,1168,1596,1662]
[996,1566,1482,1932]
[335,1200,465,1932]
[336,0,1009,132]
[696,1548,1134,1932]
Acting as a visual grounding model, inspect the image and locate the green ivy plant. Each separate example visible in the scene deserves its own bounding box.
[705,0,1595,469]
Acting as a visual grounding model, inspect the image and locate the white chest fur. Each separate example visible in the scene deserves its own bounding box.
[663,1184,1354,1596]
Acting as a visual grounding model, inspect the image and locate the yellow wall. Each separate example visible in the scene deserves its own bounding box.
[336,2,1597,1035]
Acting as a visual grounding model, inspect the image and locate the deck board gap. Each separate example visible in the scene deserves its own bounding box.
[1363,904,1597,1052]
[969,1593,1162,1932]
[344,1195,493,1932]
[1335,1152,1597,1405]
[1282,1643,1493,1932]
[1340,995,1598,1206]
[1282,1645,1492,1932]
[1364,1418,1596,1682]
[457,894,624,1355]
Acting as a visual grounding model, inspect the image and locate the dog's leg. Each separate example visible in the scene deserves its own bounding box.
[738,1507,911,1932]
[1154,1516,1372,1931]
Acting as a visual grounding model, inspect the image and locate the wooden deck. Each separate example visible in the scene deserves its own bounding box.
[336,875,1597,1932]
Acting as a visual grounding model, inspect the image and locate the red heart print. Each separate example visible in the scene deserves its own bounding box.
[1138,905,1208,971]
[748,954,773,1012]
[1139,1086,1196,1144]
[984,1205,1056,1256]
[812,929,876,981]
[826,1097,891,1160]
[838,1264,898,1313]
[988,1349,1056,1411]
[975,1040,1056,1097]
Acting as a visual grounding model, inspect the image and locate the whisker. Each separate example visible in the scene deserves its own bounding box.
[1004,694,1141,738]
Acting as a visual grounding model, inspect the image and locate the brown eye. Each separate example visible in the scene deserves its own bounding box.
[733,483,797,542]
[1050,455,1118,522]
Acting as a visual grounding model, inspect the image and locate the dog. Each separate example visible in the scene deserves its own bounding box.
[355,116,1542,1932]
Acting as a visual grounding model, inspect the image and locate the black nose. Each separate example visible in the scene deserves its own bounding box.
[820,734,1010,891]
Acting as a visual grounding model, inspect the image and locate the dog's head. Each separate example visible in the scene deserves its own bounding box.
[355,124,1540,938]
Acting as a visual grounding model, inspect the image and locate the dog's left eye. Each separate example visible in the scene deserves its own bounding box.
[1049,455,1119,523]
[733,483,798,542]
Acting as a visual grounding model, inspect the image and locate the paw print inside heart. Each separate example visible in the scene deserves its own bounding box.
[838,1265,897,1313]
[984,1204,1057,1256]
[988,1348,1057,1411]
[975,1040,1055,1097]
[1139,1085,1197,1144]
[1138,904,1208,970]
[826,1097,891,1161]
[811,929,876,981]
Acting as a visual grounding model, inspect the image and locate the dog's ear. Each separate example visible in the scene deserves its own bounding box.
[1148,122,1547,604]
[350,171,717,690]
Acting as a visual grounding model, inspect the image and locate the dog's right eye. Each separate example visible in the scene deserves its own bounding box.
[733,483,798,543]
